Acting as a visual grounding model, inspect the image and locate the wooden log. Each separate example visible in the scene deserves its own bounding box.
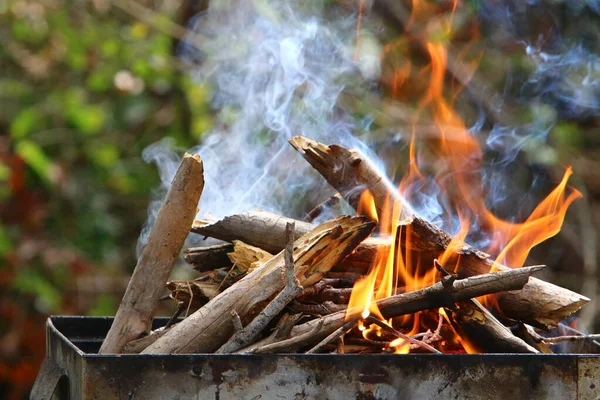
[240,265,543,353]
[142,215,375,354]
[99,153,204,354]
[289,135,409,218]
[445,299,539,353]
[183,243,233,272]
[289,136,589,329]
[191,210,381,272]
[192,210,313,253]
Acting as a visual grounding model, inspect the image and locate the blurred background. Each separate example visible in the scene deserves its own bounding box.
[0,0,598,398]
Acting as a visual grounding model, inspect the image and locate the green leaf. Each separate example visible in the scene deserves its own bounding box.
[12,268,61,313]
[88,144,119,168]
[67,104,107,135]
[87,294,117,316]
[0,224,13,259]
[0,161,10,181]
[14,140,55,185]
[10,108,41,139]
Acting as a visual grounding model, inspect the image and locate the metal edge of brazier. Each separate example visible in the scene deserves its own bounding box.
[30,316,600,400]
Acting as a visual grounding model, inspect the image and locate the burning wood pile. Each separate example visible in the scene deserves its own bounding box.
[97,136,597,356]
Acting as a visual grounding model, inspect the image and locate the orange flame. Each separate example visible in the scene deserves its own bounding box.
[346,0,582,354]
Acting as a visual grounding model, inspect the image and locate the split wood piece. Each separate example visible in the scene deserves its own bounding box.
[166,280,220,312]
[240,265,542,353]
[142,215,375,354]
[191,210,382,272]
[183,243,233,272]
[227,240,273,272]
[289,137,588,329]
[217,223,302,353]
[445,299,539,353]
[218,241,274,291]
[289,136,409,218]
[99,153,204,354]
[400,215,589,329]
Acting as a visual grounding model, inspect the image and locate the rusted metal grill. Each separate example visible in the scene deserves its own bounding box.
[31,316,600,400]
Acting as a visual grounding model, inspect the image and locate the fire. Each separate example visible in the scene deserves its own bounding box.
[345,0,582,354]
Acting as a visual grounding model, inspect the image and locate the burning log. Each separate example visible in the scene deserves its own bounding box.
[240,265,543,353]
[289,136,589,329]
[183,243,233,272]
[99,153,204,354]
[401,215,589,329]
[141,215,375,354]
[445,299,539,353]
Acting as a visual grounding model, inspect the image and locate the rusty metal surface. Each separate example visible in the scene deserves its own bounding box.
[31,316,600,400]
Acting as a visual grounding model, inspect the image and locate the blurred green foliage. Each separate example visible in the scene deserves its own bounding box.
[0,1,212,398]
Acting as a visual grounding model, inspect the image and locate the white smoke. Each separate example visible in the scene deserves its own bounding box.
[137,1,388,251]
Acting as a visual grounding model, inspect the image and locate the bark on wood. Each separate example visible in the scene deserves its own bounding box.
[446,299,539,353]
[239,265,543,353]
[142,215,375,354]
[192,211,313,253]
[166,280,220,311]
[183,243,233,272]
[99,153,204,354]
[289,136,589,329]
[289,136,410,218]
[191,210,380,272]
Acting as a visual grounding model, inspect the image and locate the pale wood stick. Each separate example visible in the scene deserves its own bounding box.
[99,153,204,354]
[141,215,375,354]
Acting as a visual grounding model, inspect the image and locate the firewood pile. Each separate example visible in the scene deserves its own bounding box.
[98,137,597,356]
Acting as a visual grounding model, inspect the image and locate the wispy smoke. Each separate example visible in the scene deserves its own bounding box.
[137,1,385,251]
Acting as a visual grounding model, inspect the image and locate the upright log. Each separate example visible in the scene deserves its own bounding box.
[142,215,375,354]
[100,153,204,354]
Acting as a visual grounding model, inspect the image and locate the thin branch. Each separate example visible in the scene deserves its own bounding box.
[366,316,441,354]
[247,320,325,354]
[230,310,243,332]
[306,317,360,354]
